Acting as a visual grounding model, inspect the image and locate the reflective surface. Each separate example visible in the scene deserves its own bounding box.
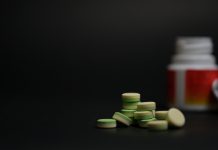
[1,97,218,149]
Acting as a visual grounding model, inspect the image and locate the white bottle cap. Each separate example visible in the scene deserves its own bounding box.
[176,37,213,54]
[172,54,216,65]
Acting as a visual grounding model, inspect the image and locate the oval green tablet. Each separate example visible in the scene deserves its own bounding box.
[122,92,140,102]
[138,118,156,128]
[120,109,136,117]
[122,102,139,110]
[133,111,154,120]
[155,111,168,120]
[167,108,185,128]
[112,112,133,126]
[137,102,156,111]
[147,120,168,131]
[96,119,117,128]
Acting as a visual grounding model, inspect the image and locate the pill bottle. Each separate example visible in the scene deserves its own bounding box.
[167,37,218,111]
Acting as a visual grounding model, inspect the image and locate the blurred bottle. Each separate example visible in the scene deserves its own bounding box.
[167,37,218,111]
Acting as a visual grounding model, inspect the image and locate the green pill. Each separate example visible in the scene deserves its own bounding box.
[147,120,168,131]
[122,93,140,102]
[133,111,154,120]
[120,109,136,118]
[167,108,185,128]
[155,111,168,120]
[96,119,117,128]
[138,118,156,128]
[112,112,133,126]
[137,102,156,111]
[122,102,139,110]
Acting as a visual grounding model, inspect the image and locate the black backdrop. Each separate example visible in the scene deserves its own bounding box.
[2,0,218,100]
[1,0,218,149]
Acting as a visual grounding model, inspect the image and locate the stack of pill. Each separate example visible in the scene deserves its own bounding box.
[121,93,140,122]
[136,102,156,128]
[97,92,185,131]
[122,93,140,110]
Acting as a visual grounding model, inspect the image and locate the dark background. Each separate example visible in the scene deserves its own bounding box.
[1,0,218,149]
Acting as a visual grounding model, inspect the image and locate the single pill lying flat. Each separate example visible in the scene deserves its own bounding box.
[96,119,117,128]
[112,112,133,126]
[147,120,168,131]
[137,102,156,111]
[155,111,168,120]
[167,108,185,128]
[122,93,140,102]
[120,109,136,118]
[122,102,139,110]
[138,118,156,128]
[134,111,154,120]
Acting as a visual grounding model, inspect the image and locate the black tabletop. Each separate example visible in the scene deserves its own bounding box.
[1,97,218,150]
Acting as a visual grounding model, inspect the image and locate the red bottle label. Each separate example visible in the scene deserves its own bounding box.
[185,70,218,105]
[167,69,218,107]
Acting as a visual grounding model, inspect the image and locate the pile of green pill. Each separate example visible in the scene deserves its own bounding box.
[96,92,185,131]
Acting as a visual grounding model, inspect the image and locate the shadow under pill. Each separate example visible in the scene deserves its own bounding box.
[168,128,186,137]
[96,128,118,134]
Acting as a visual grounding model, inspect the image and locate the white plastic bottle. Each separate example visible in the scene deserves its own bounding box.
[167,37,218,111]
